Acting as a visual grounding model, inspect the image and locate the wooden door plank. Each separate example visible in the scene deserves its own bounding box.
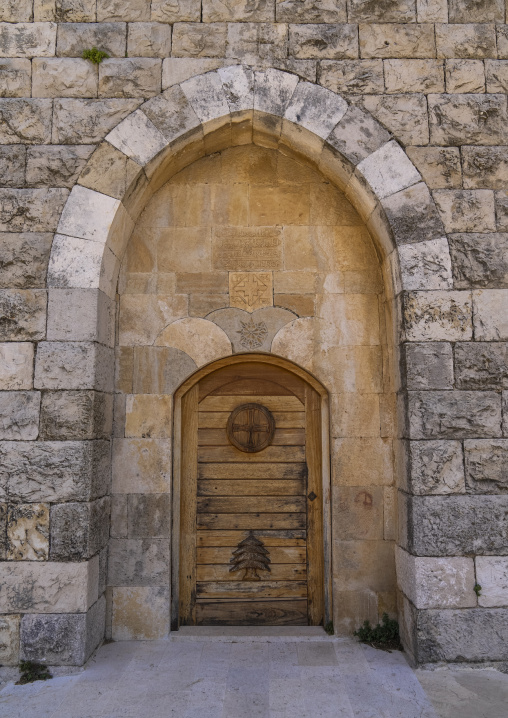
[198,362,306,402]
[197,479,305,496]
[198,411,305,429]
[197,564,306,581]
[196,600,308,626]
[197,530,306,546]
[197,513,306,530]
[211,379,294,396]
[196,581,307,599]
[198,428,305,446]
[199,395,303,412]
[197,496,306,514]
[198,445,305,463]
[198,463,307,480]
[197,546,306,564]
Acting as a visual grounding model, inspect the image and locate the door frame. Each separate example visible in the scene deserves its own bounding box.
[170,353,331,630]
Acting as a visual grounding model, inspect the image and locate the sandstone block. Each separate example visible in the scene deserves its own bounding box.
[417,608,508,663]
[448,0,504,23]
[132,345,196,394]
[0,614,20,666]
[332,438,393,486]
[396,548,476,609]
[112,585,170,640]
[331,393,380,438]
[416,0,448,22]
[78,142,143,202]
[445,59,485,94]
[434,189,496,233]
[409,440,465,495]
[473,289,508,341]
[0,22,56,58]
[108,538,170,586]
[0,188,68,232]
[41,391,113,440]
[276,0,346,22]
[476,557,508,607]
[125,394,172,438]
[118,294,188,346]
[406,147,461,189]
[7,503,49,561]
[172,22,227,57]
[496,191,508,231]
[455,342,508,390]
[359,24,435,59]
[203,0,273,21]
[428,94,508,146]
[358,94,429,145]
[449,233,508,288]
[464,439,508,494]
[0,145,25,187]
[97,0,150,21]
[382,183,445,246]
[52,98,141,144]
[99,58,161,98]
[0,99,52,144]
[226,23,287,64]
[0,59,31,97]
[404,342,453,390]
[332,486,384,540]
[318,60,383,94]
[50,497,110,560]
[2,440,110,502]
[127,493,170,538]
[0,391,40,441]
[411,495,508,555]
[47,288,115,346]
[211,306,296,353]
[105,109,168,165]
[408,390,502,439]
[384,59,444,94]
[33,58,98,98]
[57,22,126,58]
[1,560,98,613]
[34,0,96,21]
[436,23,496,59]
[151,0,200,21]
[127,22,171,58]
[462,146,508,190]
[35,341,114,391]
[289,24,358,60]
[0,289,46,341]
[26,145,94,189]
[285,81,347,139]
[402,290,472,342]
[112,438,171,493]
[327,106,391,168]
[0,343,34,390]
[0,0,33,21]
[332,540,395,592]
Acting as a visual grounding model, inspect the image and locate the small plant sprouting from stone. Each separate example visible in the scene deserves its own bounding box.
[324,620,334,635]
[354,613,402,652]
[474,583,482,597]
[16,660,52,685]
[82,47,110,64]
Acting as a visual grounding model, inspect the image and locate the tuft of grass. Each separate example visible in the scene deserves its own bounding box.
[354,612,402,652]
[324,620,334,635]
[474,583,482,597]
[16,660,52,685]
[82,47,109,64]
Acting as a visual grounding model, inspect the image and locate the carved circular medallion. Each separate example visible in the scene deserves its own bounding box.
[227,403,275,453]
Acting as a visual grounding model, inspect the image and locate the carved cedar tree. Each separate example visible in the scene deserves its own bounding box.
[229,534,271,581]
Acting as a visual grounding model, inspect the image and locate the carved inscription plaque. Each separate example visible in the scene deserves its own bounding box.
[213,227,282,271]
[229,272,273,312]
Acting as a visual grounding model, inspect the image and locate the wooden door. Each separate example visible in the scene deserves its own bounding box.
[177,361,324,626]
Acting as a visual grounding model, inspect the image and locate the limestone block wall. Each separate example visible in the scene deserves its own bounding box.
[0,0,507,667]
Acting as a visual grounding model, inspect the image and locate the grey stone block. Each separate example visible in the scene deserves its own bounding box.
[409,440,465,495]
[47,289,115,346]
[403,342,453,390]
[40,390,113,440]
[141,84,200,144]
[57,22,127,57]
[455,342,508,390]
[0,503,6,560]
[448,0,504,23]
[1,440,110,502]
[0,289,46,341]
[85,595,106,662]
[464,439,508,494]
[462,146,508,190]
[108,538,170,586]
[410,495,508,555]
[289,23,358,60]
[348,0,416,21]
[0,99,52,144]
[111,494,127,537]
[0,391,40,440]
[504,391,508,437]
[0,189,69,232]
[0,145,25,187]
[0,233,52,289]
[127,494,170,538]
[0,0,33,22]
[381,182,444,246]
[495,191,508,231]
[99,58,162,99]
[417,608,508,663]
[408,391,502,439]
[449,233,508,289]
[327,105,391,168]
[98,546,108,595]
[26,145,94,188]
[0,59,32,98]
[35,342,115,392]
[50,497,110,561]
[429,94,508,146]
[52,99,141,144]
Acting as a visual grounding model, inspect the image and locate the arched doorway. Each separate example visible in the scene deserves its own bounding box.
[172,355,330,629]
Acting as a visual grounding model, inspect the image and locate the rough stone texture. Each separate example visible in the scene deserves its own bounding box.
[47,288,115,346]
[32,58,98,98]
[172,22,227,58]
[227,23,288,64]
[52,99,141,144]
[402,290,472,342]
[0,145,25,187]
[449,233,508,289]
[318,60,384,95]
[404,342,453,390]
[0,99,52,144]
[0,614,20,666]
[151,0,201,22]
[476,557,508,607]
[0,59,32,98]
[0,188,68,232]
[26,145,94,188]
[464,440,508,494]
[382,183,445,246]
[99,59,162,99]
[0,22,56,58]
[0,289,47,341]
[108,538,170,586]
[0,342,34,390]
[0,0,33,22]
[408,391,502,439]
[462,146,508,190]
[435,24,497,59]
[434,190,496,233]
[50,497,110,560]
[7,503,49,561]
[34,0,97,22]
[34,341,114,391]
[289,24,358,60]
[0,390,40,440]
[97,0,151,21]
[473,289,508,341]
[41,390,113,440]
[384,59,444,94]
[127,494,170,537]
[445,59,485,94]
[429,94,508,146]
[127,22,172,58]
[360,24,435,59]
[57,22,127,58]
[409,440,466,495]
[455,342,508,390]
[495,190,508,231]
[358,93,429,146]
[448,0,504,23]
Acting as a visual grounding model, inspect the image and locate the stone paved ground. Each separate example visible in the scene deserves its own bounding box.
[0,628,506,718]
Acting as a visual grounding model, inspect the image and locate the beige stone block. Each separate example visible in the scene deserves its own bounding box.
[403,290,473,342]
[250,184,310,226]
[359,94,429,146]
[229,272,273,312]
[333,486,384,540]
[333,540,395,592]
[35,0,97,21]
[204,0,273,21]
[0,22,57,58]
[344,269,383,294]
[416,0,447,21]
[212,226,282,271]
[476,557,508,608]
[284,81,347,141]
[32,58,97,98]
[275,293,314,317]
[360,24,435,59]
[112,586,169,640]
[0,0,32,21]
[151,0,200,22]
[157,227,212,272]
[309,183,362,226]
[333,587,378,636]
[57,184,121,244]
[7,503,49,561]
[462,146,508,190]
[112,438,171,493]
[0,390,40,441]
[176,272,228,294]
[271,316,316,371]
[132,346,196,394]
[125,394,172,438]
[115,346,133,393]
[384,59,444,94]
[0,59,32,98]
[428,93,508,146]
[189,293,228,316]
[155,317,232,366]
[127,22,172,58]
[118,293,188,346]
[433,189,496,233]
[316,293,380,346]
[473,289,508,341]
[97,0,150,21]
[485,60,508,93]
[273,272,316,294]
[384,485,397,540]
[162,57,223,89]
[436,23,496,59]
[332,437,392,487]
[172,22,227,58]
[121,229,157,275]
[406,146,461,189]
[0,343,34,390]
[315,345,384,394]
[446,60,485,93]
[0,614,20,666]
[331,393,380,438]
